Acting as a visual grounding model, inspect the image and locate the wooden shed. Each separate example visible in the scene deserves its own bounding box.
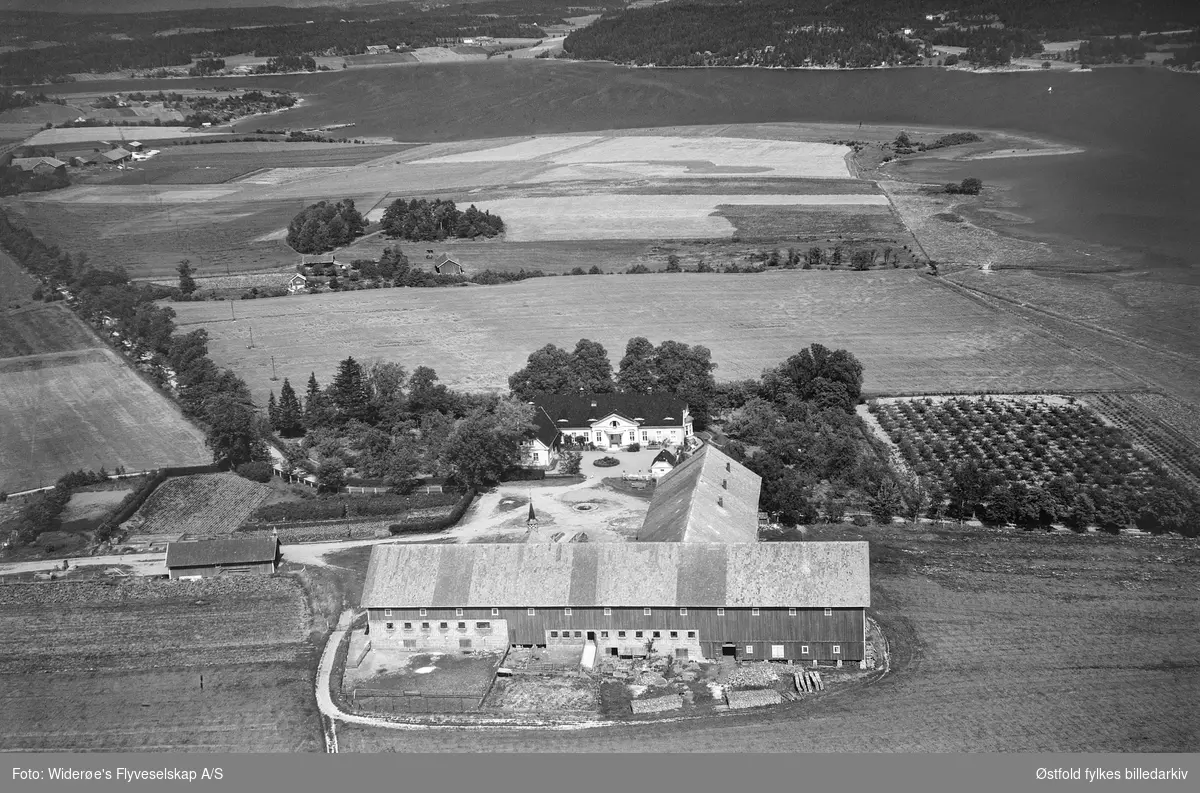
[361,542,870,662]
[165,536,280,579]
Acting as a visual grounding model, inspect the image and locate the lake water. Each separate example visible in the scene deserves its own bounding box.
[26,63,1200,272]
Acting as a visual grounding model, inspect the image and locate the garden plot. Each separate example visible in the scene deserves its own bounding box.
[474,194,889,241]
[125,473,272,537]
[59,489,132,531]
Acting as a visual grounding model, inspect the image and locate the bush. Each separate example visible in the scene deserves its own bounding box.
[561,451,583,475]
[593,456,620,467]
[236,461,273,482]
[627,442,641,452]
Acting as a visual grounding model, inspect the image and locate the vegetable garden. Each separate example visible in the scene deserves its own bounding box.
[125,472,272,537]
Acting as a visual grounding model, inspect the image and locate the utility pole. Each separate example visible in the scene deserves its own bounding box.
[270,356,278,381]
[248,325,255,349]
[229,300,236,321]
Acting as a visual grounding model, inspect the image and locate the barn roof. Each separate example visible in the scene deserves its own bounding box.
[639,445,761,543]
[532,393,687,428]
[530,405,560,447]
[10,156,66,170]
[360,542,869,608]
[166,537,279,568]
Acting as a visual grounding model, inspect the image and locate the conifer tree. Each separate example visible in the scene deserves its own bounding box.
[329,356,373,423]
[276,378,304,436]
[267,391,279,429]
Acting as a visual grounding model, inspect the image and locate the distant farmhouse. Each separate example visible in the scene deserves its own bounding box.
[361,542,871,663]
[433,253,465,275]
[649,448,677,480]
[166,536,280,579]
[9,156,67,176]
[531,393,694,453]
[639,444,762,543]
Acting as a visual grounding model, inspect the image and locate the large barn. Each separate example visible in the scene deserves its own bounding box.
[361,542,870,663]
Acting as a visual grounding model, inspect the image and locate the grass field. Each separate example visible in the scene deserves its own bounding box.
[338,524,1200,752]
[0,576,322,752]
[171,270,1132,405]
[0,348,210,492]
[126,472,273,537]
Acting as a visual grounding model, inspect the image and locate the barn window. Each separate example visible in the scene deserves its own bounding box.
[457,621,466,630]
[652,631,661,638]
[491,608,499,616]
[679,608,687,616]
[824,608,832,616]
[789,608,797,616]
[421,622,430,631]
[385,622,395,630]
[801,645,809,655]
[618,631,626,638]
[383,609,393,617]
[437,622,449,631]
[419,608,427,617]
[604,607,612,616]
[833,645,841,655]
[527,608,536,616]
[687,631,696,639]
[550,631,559,638]
[476,622,490,630]
[402,622,413,631]
[600,631,609,638]
[459,639,472,649]
[455,608,463,617]
[675,649,688,660]
[745,644,754,655]
[564,608,572,616]
[751,608,760,616]
[716,608,725,616]
[574,631,582,638]
[402,639,416,648]
[644,608,652,616]
[635,631,644,638]
[669,631,678,639]
[771,645,785,659]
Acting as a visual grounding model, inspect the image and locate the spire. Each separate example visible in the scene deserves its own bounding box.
[527,497,537,526]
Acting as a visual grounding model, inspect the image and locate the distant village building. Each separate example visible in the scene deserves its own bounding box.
[532,393,693,451]
[639,444,762,543]
[97,148,132,165]
[287,273,309,294]
[361,542,871,662]
[301,253,337,267]
[433,253,465,275]
[165,536,280,579]
[366,44,392,54]
[9,157,67,176]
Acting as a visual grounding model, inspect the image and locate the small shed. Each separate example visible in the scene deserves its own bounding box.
[287,273,309,294]
[434,253,465,275]
[10,157,67,176]
[99,148,132,165]
[165,536,280,579]
[650,449,677,480]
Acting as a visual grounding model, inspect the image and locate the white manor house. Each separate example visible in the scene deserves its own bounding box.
[523,393,695,467]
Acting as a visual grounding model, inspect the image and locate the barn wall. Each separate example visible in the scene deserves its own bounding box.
[366,607,865,660]
[168,561,275,579]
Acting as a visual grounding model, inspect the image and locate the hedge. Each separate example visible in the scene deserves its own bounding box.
[96,470,168,541]
[389,489,476,535]
[248,490,461,524]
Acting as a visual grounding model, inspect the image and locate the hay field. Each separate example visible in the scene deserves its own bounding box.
[0,577,321,752]
[474,194,889,241]
[171,270,1131,405]
[0,349,210,492]
[341,527,1200,752]
[414,135,852,180]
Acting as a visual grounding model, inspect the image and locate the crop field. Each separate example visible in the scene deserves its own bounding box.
[0,577,322,752]
[1086,393,1200,491]
[7,200,302,278]
[0,349,210,493]
[127,473,273,537]
[338,526,1200,752]
[171,270,1132,405]
[472,194,890,241]
[59,488,132,532]
[870,396,1161,493]
[0,303,101,359]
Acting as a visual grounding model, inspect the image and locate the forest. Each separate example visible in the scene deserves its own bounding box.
[286,200,367,254]
[563,0,1200,69]
[0,6,551,84]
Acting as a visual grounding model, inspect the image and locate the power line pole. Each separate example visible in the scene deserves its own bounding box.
[229,300,236,321]
[270,356,278,381]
